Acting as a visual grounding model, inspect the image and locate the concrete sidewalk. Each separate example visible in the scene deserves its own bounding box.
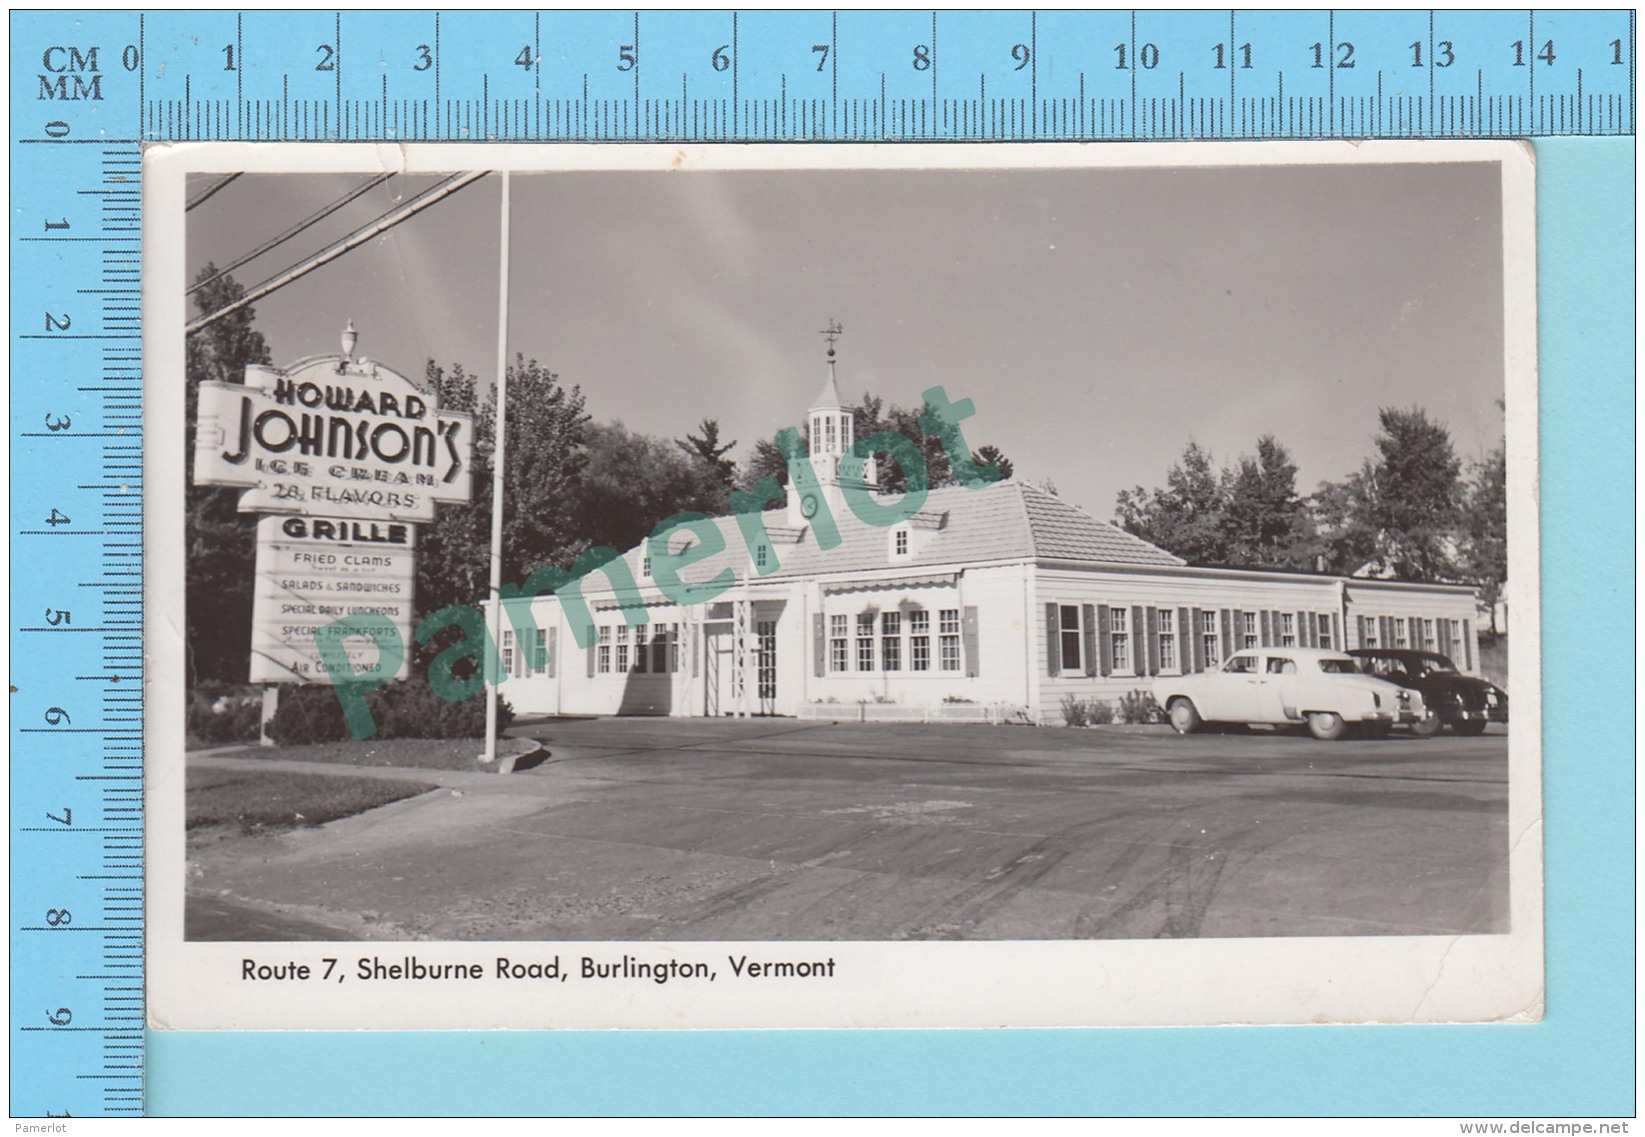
[189,751,533,791]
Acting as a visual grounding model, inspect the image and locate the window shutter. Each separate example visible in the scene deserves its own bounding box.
[1098,604,1113,676]
[1331,612,1342,651]
[1131,606,1145,670]
[1231,608,1245,647]
[1220,608,1234,658]
[1081,604,1098,677]
[1144,607,1160,675]
[1180,606,1195,671]
[1411,613,1425,648]
[1259,609,1272,647]
[586,627,596,677]
[547,628,558,678]
[1378,616,1392,646]
[812,613,826,677]
[1438,617,1453,658]
[1461,619,1473,670]
[1045,603,1061,676]
[962,606,980,677]
[1299,610,1313,647]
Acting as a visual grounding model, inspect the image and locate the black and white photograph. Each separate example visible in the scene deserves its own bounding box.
[147,142,1540,1030]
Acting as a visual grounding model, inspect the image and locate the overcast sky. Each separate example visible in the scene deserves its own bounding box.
[187,160,1505,515]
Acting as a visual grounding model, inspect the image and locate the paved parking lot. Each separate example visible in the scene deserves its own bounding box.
[188,718,1509,942]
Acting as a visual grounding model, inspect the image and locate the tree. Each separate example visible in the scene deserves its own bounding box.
[579,421,730,554]
[973,444,1014,483]
[1308,407,1466,580]
[1458,444,1508,631]
[418,359,740,625]
[1118,436,1322,568]
[1115,440,1227,564]
[187,266,272,388]
[1308,471,1380,577]
[675,417,739,493]
[742,436,793,490]
[1220,436,1315,568]
[417,355,591,618]
[185,267,271,685]
[855,395,958,492]
[1360,406,1464,580]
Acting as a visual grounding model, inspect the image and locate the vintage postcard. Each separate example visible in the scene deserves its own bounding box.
[145,140,1540,1030]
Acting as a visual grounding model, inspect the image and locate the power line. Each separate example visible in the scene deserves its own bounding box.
[186,171,489,336]
[187,172,396,298]
[185,172,241,212]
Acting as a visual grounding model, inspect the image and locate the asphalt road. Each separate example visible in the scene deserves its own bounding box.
[186,719,1509,942]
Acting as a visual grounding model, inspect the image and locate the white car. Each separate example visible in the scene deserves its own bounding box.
[1153,647,1427,741]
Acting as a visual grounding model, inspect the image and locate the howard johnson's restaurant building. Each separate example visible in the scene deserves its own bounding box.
[495,378,1484,725]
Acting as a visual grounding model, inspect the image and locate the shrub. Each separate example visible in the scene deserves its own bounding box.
[187,686,263,745]
[265,685,351,745]
[1117,689,1164,725]
[265,676,513,745]
[1060,694,1115,727]
[372,680,459,739]
[1060,693,1089,727]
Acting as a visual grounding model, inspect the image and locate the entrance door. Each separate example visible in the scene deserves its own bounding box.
[756,620,777,715]
[704,626,735,715]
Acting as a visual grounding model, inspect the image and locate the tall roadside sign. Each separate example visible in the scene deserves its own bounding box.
[192,330,473,731]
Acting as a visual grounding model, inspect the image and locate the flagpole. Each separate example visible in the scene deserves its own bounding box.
[484,171,511,763]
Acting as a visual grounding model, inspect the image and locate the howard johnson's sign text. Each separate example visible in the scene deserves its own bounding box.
[194,355,473,523]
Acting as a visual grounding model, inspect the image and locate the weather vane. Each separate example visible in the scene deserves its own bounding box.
[820,318,843,360]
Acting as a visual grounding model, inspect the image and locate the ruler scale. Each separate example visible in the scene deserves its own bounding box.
[7,7,1634,1118]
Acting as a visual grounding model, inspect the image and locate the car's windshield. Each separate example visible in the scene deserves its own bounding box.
[1317,659,1358,674]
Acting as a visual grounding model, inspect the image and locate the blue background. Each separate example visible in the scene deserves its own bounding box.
[145,137,1634,1118]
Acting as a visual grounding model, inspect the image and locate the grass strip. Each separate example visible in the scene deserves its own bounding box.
[187,767,438,835]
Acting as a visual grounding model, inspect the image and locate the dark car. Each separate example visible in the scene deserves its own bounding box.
[1348,649,1508,737]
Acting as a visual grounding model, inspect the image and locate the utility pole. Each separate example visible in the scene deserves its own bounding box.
[484,172,511,763]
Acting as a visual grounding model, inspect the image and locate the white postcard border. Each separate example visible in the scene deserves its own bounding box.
[146,139,1542,1032]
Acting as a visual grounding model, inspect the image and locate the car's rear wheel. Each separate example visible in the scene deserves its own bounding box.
[1307,711,1347,741]
[1454,719,1488,737]
[1168,698,1202,735]
[1410,709,1442,738]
